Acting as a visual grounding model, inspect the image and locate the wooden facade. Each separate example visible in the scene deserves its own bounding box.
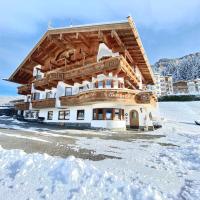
[60,89,155,107]
[18,84,32,95]
[32,98,56,109]
[33,56,140,91]
[15,102,30,110]
[8,17,154,86]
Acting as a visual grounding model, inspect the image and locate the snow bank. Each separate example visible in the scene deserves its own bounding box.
[0,147,163,200]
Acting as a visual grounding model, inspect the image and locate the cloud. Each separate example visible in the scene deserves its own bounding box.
[1,0,200,35]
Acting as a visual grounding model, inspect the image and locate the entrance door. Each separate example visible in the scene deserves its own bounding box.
[130,110,139,129]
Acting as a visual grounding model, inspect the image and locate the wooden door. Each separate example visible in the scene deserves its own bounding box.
[130,110,139,128]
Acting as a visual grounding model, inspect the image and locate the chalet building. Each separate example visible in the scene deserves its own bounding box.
[8,17,158,130]
[173,81,188,94]
[172,79,200,95]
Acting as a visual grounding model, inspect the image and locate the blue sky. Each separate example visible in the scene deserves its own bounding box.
[1,0,200,96]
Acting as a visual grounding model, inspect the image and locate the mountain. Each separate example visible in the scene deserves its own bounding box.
[152,52,200,81]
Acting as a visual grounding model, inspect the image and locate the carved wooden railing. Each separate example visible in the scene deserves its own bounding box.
[60,89,153,106]
[33,78,55,91]
[18,84,32,95]
[32,98,56,109]
[15,102,30,110]
[33,56,140,90]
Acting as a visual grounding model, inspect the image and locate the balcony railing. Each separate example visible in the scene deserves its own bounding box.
[15,102,30,110]
[60,89,154,106]
[18,84,32,95]
[33,79,52,91]
[33,56,140,90]
[32,98,56,109]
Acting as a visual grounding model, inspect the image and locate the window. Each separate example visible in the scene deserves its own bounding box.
[25,110,39,119]
[114,109,120,120]
[65,87,72,96]
[32,92,40,100]
[35,68,42,80]
[98,81,103,88]
[58,110,70,120]
[106,80,112,88]
[79,86,84,93]
[47,111,53,120]
[46,91,52,99]
[97,109,103,120]
[105,108,112,120]
[93,108,124,120]
[77,110,85,120]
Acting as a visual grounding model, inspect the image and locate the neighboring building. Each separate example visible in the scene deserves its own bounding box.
[8,17,158,131]
[173,81,188,94]
[173,79,200,95]
[160,75,173,96]
[187,79,200,95]
[187,81,196,94]
[147,73,173,96]
[194,79,200,94]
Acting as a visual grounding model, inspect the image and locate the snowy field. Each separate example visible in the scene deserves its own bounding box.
[0,102,200,200]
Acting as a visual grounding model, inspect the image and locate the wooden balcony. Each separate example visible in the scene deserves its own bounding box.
[18,84,31,95]
[60,89,155,106]
[32,98,56,109]
[15,102,30,110]
[34,56,140,90]
[33,78,53,91]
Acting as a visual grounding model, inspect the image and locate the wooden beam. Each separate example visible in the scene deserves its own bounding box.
[20,68,33,75]
[100,32,113,49]
[48,35,68,51]
[77,33,90,48]
[111,30,133,63]
[30,56,44,65]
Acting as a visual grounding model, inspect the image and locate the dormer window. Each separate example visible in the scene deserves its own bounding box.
[35,68,42,80]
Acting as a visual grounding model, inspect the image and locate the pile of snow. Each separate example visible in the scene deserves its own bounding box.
[0,147,163,200]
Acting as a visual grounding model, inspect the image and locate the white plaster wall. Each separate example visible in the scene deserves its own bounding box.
[38,105,93,123]
[91,120,126,129]
[37,101,157,128]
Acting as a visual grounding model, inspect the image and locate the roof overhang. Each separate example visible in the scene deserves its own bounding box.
[8,17,155,85]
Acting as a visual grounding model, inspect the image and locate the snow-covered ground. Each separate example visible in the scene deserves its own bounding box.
[0,102,200,200]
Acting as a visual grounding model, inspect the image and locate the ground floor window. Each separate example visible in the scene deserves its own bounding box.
[58,110,70,120]
[105,108,112,120]
[47,111,53,120]
[93,108,124,120]
[77,110,85,120]
[25,110,39,119]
